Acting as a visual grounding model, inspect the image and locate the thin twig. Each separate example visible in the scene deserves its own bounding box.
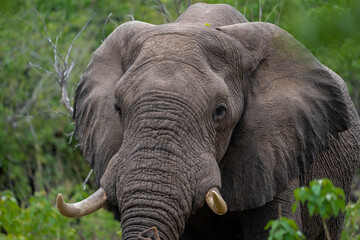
[275,8,281,25]
[322,218,332,240]
[66,13,96,64]
[152,0,171,23]
[127,14,135,21]
[264,0,279,22]
[174,0,181,17]
[243,0,249,18]
[83,169,93,190]
[31,12,95,116]
[28,61,57,78]
[65,131,75,144]
[259,0,262,22]
[103,13,113,40]
[35,10,85,71]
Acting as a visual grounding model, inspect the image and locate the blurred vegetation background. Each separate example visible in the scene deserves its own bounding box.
[1,0,359,239]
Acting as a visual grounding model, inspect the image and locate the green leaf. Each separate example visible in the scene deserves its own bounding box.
[331,201,340,217]
[292,202,298,213]
[315,196,325,208]
[265,220,275,230]
[319,203,328,217]
[274,229,286,239]
[294,187,308,204]
[266,217,304,240]
[311,184,322,196]
[308,203,316,216]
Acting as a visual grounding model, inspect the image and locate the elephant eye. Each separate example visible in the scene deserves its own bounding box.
[114,103,122,116]
[213,104,227,123]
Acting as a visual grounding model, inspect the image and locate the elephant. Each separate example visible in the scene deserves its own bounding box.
[56,3,360,240]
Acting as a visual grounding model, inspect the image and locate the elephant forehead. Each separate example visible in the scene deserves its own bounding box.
[115,59,229,111]
[117,26,232,97]
[122,24,233,66]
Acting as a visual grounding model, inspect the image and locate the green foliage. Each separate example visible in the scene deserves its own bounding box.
[341,199,360,240]
[0,190,76,239]
[292,179,346,219]
[0,189,121,240]
[280,0,360,48]
[265,217,305,240]
[266,179,351,239]
[279,0,360,111]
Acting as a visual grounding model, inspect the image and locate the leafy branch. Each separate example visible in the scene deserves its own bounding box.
[266,179,346,240]
[293,179,346,240]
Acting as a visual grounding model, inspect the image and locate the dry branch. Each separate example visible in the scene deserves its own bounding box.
[152,0,171,23]
[31,11,96,117]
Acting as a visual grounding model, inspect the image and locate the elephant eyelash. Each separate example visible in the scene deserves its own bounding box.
[114,103,122,115]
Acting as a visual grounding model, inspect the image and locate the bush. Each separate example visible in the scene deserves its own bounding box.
[266,179,349,240]
[0,190,76,240]
[0,189,121,240]
[341,199,360,240]
[265,217,305,240]
[292,179,346,219]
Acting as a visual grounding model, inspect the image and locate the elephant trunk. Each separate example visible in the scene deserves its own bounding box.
[115,149,193,240]
[121,205,180,240]
[99,95,224,239]
[138,227,160,240]
[117,173,226,240]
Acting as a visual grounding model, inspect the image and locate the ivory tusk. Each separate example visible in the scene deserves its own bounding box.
[56,187,108,218]
[205,187,228,215]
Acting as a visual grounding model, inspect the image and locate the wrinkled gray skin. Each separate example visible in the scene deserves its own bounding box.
[73,3,360,240]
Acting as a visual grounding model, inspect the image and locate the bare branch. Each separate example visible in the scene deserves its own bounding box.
[174,0,181,17]
[127,14,135,21]
[275,7,281,25]
[28,61,57,78]
[175,0,191,16]
[31,13,95,116]
[65,130,75,144]
[83,169,93,190]
[152,0,172,23]
[243,0,249,19]
[259,0,263,22]
[264,0,279,23]
[103,13,113,40]
[66,13,96,64]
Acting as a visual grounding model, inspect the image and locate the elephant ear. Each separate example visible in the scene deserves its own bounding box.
[73,21,153,184]
[217,22,350,211]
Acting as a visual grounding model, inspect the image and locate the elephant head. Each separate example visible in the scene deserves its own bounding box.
[57,3,350,239]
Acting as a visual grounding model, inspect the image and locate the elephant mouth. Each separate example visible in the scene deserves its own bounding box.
[56,187,227,218]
